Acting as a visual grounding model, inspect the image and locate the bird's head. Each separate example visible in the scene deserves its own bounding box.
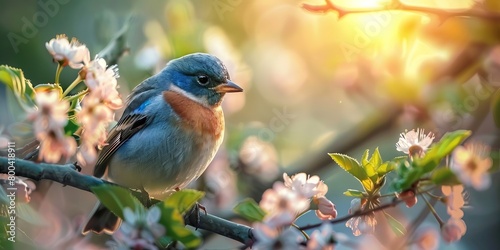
[162,53,243,107]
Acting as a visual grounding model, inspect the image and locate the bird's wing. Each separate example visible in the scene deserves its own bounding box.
[93,113,149,177]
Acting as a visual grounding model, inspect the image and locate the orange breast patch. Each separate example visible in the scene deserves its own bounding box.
[163,90,224,138]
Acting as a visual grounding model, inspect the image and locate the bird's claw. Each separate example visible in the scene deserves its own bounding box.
[73,162,82,172]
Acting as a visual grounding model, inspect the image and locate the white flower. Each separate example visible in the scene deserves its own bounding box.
[283,173,328,198]
[253,224,303,250]
[260,182,310,216]
[45,34,90,69]
[110,206,166,249]
[441,218,466,243]
[396,128,435,157]
[441,185,465,219]
[451,142,492,191]
[307,223,337,250]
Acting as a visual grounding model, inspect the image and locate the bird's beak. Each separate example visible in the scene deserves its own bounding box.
[214,81,243,93]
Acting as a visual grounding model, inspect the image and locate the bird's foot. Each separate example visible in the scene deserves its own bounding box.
[72,162,82,172]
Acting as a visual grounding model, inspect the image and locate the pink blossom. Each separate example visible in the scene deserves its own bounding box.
[441,218,466,243]
[451,142,492,191]
[441,185,465,219]
[411,226,439,250]
[314,196,337,220]
[37,129,77,163]
[28,90,76,163]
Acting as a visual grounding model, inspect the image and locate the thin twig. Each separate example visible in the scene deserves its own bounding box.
[299,197,404,231]
[303,0,500,21]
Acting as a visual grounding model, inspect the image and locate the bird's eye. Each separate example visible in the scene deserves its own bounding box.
[197,75,210,86]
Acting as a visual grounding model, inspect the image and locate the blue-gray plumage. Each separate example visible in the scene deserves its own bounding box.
[83,53,243,234]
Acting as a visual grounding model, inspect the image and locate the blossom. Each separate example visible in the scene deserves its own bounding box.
[28,90,76,163]
[283,172,335,220]
[76,90,115,166]
[37,129,77,163]
[283,173,328,198]
[396,128,435,157]
[451,142,492,191]
[45,34,90,69]
[441,218,466,243]
[253,223,303,250]
[397,190,418,208]
[345,198,377,236]
[410,226,439,250]
[109,206,166,250]
[260,182,309,216]
[81,57,123,109]
[239,136,279,182]
[314,196,337,220]
[307,223,337,250]
[441,185,465,219]
[28,90,69,136]
[0,127,9,149]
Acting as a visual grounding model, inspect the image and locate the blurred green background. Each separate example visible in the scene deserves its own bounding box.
[1,0,500,249]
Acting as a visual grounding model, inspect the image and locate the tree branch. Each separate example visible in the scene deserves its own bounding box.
[0,157,254,245]
[302,0,500,21]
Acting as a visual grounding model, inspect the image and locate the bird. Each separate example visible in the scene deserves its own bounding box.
[82,53,243,234]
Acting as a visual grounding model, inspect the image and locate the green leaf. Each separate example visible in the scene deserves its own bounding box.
[393,165,422,191]
[367,148,383,184]
[418,130,471,173]
[64,119,80,136]
[33,83,63,96]
[377,161,395,177]
[0,65,35,109]
[156,205,201,248]
[163,189,204,215]
[384,211,406,236]
[431,168,461,185]
[343,189,365,197]
[91,185,144,219]
[492,89,500,128]
[233,198,266,222]
[330,153,373,192]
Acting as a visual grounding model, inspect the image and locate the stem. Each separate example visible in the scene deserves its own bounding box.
[62,76,83,97]
[292,223,310,240]
[420,193,444,227]
[55,64,63,85]
[65,89,89,102]
[299,197,403,231]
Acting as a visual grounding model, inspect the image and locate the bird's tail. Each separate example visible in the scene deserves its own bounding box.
[82,201,121,234]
